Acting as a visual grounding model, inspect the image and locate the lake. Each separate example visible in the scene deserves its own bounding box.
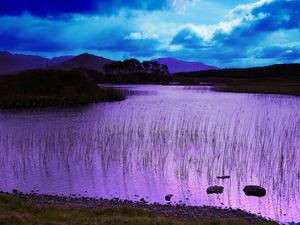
[0,85,299,223]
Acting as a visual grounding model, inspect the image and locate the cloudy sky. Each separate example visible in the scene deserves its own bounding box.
[0,0,299,68]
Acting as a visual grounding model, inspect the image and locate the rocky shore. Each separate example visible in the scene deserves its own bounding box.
[1,191,277,224]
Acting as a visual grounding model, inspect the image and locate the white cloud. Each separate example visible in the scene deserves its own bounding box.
[124,32,159,40]
[170,0,199,12]
[124,32,143,40]
[226,0,274,19]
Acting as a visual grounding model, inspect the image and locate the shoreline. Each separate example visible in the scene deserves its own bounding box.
[212,84,300,97]
[0,191,278,224]
[102,82,300,98]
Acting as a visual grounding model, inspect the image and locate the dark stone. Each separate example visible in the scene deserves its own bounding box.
[140,198,147,203]
[207,186,224,194]
[12,189,18,193]
[243,185,266,197]
[217,176,230,179]
[165,194,173,201]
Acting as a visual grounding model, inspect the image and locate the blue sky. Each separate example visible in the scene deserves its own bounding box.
[0,0,299,68]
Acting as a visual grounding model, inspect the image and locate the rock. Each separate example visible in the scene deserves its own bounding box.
[243,185,266,197]
[217,176,230,179]
[165,194,173,201]
[207,186,224,194]
[140,198,147,203]
[12,189,18,193]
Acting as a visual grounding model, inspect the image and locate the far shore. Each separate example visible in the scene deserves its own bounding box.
[212,81,300,97]
[0,191,278,225]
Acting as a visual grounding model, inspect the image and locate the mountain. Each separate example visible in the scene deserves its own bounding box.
[0,51,74,75]
[0,52,217,75]
[53,53,112,72]
[152,57,218,74]
[0,52,111,75]
[0,51,48,75]
[48,56,74,67]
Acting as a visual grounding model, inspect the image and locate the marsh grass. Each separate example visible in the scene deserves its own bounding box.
[0,69,124,108]
[0,194,277,225]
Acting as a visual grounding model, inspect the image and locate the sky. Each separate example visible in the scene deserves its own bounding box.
[0,0,299,68]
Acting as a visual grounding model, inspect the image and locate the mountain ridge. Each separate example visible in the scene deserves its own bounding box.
[0,51,74,75]
[53,53,112,72]
[0,51,219,75]
[152,57,218,74]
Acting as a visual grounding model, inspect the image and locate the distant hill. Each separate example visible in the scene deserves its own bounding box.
[0,51,73,75]
[152,57,218,74]
[53,53,112,72]
[173,63,300,79]
[48,56,74,67]
[0,51,47,75]
[0,52,218,75]
[0,52,112,75]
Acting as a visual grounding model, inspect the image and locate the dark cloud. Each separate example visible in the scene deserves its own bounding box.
[251,0,300,32]
[171,27,206,48]
[0,0,97,17]
[0,0,169,17]
[0,15,69,51]
[258,46,300,61]
[0,13,161,57]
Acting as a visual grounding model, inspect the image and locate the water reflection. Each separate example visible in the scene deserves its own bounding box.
[0,85,299,223]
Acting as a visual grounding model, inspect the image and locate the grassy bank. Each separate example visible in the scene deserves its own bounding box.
[213,80,300,96]
[0,193,277,225]
[0,69,124,108]
[173,64,300,96]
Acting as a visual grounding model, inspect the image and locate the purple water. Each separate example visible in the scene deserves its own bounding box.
[0,85,299,223]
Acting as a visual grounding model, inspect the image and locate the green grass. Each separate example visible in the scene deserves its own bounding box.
[0,69,124,108]
[0,194,277,225]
